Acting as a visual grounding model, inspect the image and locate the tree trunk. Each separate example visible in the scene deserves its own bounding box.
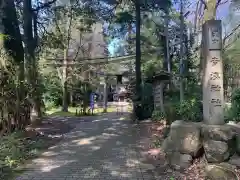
[135,0,142,101]
[179,0,184,102]
[61,4,73,112]
[128,22,132,54]
[0,0,26,129]
[70,91,73,106]
[204,0,217,22]
[62,48,69,112]
[164,12,170,73]
[23,0,42,124]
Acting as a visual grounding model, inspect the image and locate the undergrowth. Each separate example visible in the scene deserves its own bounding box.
[0,131,49,179]
[152,137,162,148]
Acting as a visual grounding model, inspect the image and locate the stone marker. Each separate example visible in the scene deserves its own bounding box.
[202,20,224,125]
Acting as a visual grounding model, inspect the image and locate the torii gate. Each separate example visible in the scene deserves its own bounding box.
[94,67,134,113]
[46,54,136,112]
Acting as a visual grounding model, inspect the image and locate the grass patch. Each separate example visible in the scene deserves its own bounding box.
[46,106,131,117]
[46,107,78,116]
[0,131,52,180]
[96,107,116,113]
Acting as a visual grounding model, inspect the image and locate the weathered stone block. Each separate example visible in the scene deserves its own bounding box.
[203,140,230,163]
[201,125,235,142]
[162,121,202,157]
[205,163,239,180]
[166,152,192,170]
[228,154,240,168]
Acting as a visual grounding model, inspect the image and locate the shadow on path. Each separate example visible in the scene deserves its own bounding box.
[16,113,157,180]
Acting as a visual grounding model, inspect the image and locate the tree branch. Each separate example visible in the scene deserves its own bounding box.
[199,0,207,9]
[216,0,222,5]
[65,5,74,50]
[216,0,228,7]
[72,33,87,62]
[33,0,57,11]
[52,11,64,46]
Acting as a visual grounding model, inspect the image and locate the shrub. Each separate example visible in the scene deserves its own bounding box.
[176,98,202,122]
[151,104,179,124]
[164,103,179,124]
[44,100,56,110]
[151,109,165,122]
[225,88,240,122]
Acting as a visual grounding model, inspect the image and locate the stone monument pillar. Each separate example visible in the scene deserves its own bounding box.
[202,20,224,125]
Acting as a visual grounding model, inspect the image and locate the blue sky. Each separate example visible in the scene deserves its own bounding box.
[108,39,120,56]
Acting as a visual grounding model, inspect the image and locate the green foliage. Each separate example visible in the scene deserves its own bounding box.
[42,75,62,109]
[162,103,179,125]
[0,131,47,179]
[0,33,10,40]
[114,12,133,24]
[151,109,165,121]
[44,100,56,111]
[143,0,172,12]
[150,102,181,125]
[152,137,161,148]
[232,88,240,105]
[142,57,163,78]
[132,82,154,120]
[150,98,202,124]
[176,98,202,122]
[225,88,240,122]
[141,83,154,118]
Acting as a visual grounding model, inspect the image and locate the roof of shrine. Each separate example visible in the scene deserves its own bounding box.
[145,71,171,83]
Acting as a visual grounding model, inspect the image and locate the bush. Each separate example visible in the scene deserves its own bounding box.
[44,100,56,110]
[176,98,202,122]
[226,88,240,122]
[151,104,179,124]
[151,109,165,122]
[150,98,202,124]
[164,103,180,124]
[141,83,154,119]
